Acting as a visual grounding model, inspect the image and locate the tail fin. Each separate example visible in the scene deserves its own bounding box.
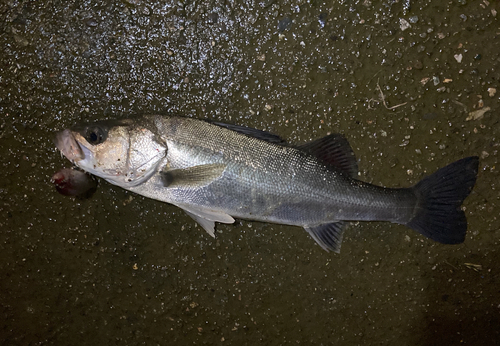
[407,156,479,244]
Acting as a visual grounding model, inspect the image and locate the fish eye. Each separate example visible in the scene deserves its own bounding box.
[85,126,107,145]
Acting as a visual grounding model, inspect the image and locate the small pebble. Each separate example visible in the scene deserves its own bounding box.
[318,13,327,28]
[124,0,142,5]
[85,18,98,27]
[487,87,497,97]
[420,77,430,85]
[409,16,419,24]
[413,60,423,70]
[399,18,411,31]
[207,13,219,24]
[454,54,463,63]
[278,17,292,32]
[466,107,491,121]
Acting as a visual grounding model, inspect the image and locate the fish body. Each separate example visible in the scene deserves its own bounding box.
[55,115,478,252]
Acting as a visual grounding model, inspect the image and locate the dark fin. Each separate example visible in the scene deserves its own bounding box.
[304,221,348,253]
[211,121,285,144]
[160,164,226,188]
[299,134,358,178]
[407,156,479,244]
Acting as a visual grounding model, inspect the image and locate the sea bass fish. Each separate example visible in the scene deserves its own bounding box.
[54,115,479,252]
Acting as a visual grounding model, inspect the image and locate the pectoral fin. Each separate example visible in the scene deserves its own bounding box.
[160,164,226,188]
[304,221,348,253]
[177,204,235,238]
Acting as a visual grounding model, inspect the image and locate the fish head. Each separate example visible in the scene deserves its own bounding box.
[55,119,167,187]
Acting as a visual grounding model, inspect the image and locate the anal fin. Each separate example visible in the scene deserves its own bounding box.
[304,221,348,253]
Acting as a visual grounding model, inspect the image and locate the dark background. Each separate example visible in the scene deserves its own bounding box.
[1,0,498,344]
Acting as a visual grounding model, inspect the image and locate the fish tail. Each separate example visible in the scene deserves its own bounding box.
[407,156,479,244]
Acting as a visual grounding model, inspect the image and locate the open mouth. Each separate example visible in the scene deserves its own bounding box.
[54,129,85,162]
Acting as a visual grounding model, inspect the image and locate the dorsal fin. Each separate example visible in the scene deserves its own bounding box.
[299,134,358,178]
[211,121,285,144]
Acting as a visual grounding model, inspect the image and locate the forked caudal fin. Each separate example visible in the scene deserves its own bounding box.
[306,156,479,253]
[407,156,479,244]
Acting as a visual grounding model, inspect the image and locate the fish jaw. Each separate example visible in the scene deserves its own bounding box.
[54,126,127,183]
[55,129,100,174]
[55,129,84,162]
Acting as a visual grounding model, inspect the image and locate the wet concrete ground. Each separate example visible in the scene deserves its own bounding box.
[1,0,499,344]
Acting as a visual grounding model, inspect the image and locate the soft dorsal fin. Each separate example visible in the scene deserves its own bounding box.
[211,121,285,144]
[299,134,358,178]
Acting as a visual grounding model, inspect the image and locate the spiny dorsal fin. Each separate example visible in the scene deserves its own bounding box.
[211,121,285,144]
[299,134,358,178]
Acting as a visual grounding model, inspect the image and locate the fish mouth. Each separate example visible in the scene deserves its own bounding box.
[54,129,85,162]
